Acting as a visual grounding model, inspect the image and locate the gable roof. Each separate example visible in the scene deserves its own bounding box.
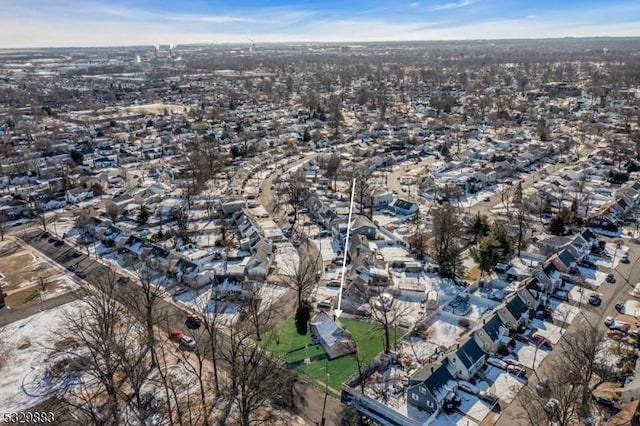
[581,228,597,242]
[392,198,417,211]
[557,249,576,268]
[456,337,485,369]
[506,294,529,320]
[482,314,505,341]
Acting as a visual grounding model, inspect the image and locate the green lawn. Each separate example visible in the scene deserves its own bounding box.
[265,317,325,363]
[267,316,400,396]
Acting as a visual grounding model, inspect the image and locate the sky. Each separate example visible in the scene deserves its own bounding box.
[1,0,639,48]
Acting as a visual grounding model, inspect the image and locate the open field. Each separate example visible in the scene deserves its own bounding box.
[0,239,78,309]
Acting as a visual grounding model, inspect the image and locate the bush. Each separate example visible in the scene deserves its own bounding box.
[295,302,312,335]
[458,318,470,328]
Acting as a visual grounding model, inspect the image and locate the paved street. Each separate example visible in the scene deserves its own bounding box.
[494,239,640,425]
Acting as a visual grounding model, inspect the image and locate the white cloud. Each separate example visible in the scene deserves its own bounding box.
[433,0,474,11]
[0,2,639,48]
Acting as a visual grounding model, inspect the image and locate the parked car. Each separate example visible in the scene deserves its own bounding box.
[477,390,499,405]
[615,300,625,312]
[606,273,616,283]
[610,321,630,333]
[604,316,615,327]
[588,294,602,306]
[54,240,64,247]
[486,357,508,370]
[513,334,529,343]
[185,314,202,330]
[620,255,630,264]
[507,365,528,379]
[170,329,185,342]
[578,259,596,269]
[457,381,479,395]
[180,335,196,350]
[503,357,525,368]
[531,334,552,348]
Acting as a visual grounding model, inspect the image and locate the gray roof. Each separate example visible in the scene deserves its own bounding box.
[457,337,484,369]
[482,314,505,341]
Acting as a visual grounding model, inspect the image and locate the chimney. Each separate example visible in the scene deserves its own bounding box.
[356,247,360,257]
[457,343,460,349]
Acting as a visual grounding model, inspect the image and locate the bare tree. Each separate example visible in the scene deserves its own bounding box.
[220,317,292,426]
[105,200,120,224]
[512,182,529,256]
[274,169,309,230]
[284,247,320,309]
[123,257,170,370]
[54,271,132,425]
[368,294,407,354]
[0,212,7,241]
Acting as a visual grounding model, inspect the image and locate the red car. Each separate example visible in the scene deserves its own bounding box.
[169,329,185,342]
[531,333,552,348]
[607,329,627,340]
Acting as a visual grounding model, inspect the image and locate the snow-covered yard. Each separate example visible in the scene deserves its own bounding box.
[311,237,339,263]
[531,319,566,344]
[457,392,493,424]
[0,300,86,412]
[479,366,526,404]
[548,299,580,325]
[513,342,550,369]
[425,315,466,350]
[624,300,640,317]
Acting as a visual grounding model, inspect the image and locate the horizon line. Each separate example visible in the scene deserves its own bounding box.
[1,35,639,51]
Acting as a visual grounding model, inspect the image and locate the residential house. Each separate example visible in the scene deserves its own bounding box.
[475,314,507,354]
[372,191,393,209]
[407,360,458,416]
[310,311,356,360]
[350,215,377,241]
[123,235,145,257]
[447,336,486,381]
[245,242,272,281]
[66,187,94,204]
[391,198,419,216]
[148,245,172,271]
[497,294,530,330]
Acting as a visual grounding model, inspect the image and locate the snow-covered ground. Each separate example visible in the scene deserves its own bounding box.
[425,315,466,349]
[530,319,566,344]
[568,285,598,305]
[479,366,526,404]
[576,266,607,288]
[397,337,443,369]
[456,392,493,424]
[513,342,550,369]
[0,300,86,412]
[548,299,580,324]
[624,300,640,317]
[175,282,288,325]
[311,237,339,263]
